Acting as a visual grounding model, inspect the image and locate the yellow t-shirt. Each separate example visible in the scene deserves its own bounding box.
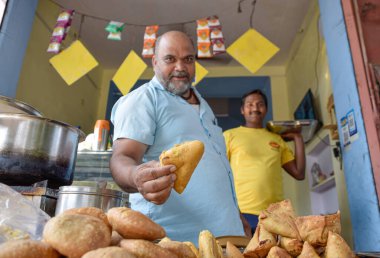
[223,126,294,215]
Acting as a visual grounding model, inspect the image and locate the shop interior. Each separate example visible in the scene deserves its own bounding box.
[1,0,380,253]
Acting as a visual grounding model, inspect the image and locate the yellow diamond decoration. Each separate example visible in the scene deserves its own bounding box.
[227,28,279,74]
[193,61,209,86]
[113,50,147,95]
[49,40,98,85]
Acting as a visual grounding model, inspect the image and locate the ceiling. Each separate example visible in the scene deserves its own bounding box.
[53,0,313,70]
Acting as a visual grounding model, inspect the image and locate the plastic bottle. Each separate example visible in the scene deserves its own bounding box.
[92,120,110,151]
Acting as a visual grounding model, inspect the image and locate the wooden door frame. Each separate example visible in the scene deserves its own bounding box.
[341,0,380,202]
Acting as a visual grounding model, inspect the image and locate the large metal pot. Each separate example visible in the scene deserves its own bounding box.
[0,113,85,188]
[55,186,129,215]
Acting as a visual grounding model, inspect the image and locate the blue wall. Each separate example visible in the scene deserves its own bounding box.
[319,0,380,251]
[196,76,273,130]
[0,0,38,97]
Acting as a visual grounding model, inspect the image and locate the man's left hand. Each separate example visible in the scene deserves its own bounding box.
[281,132,302,142]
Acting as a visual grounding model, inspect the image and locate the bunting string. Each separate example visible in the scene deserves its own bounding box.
[47,0,249,59]
[50,0,220,28]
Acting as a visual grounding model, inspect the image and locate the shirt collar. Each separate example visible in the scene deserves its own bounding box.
[151,76,166,91]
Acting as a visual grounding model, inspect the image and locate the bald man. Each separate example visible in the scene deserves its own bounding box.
[110,31,248,245]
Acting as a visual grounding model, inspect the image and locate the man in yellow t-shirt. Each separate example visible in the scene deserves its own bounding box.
[223,89,305,233]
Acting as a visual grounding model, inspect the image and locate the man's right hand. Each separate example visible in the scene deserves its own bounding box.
[133,161,177,205]
[110,138,177,205]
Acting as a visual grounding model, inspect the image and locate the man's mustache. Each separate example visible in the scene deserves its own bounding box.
[249,111,262,115]
[169,71,189,79]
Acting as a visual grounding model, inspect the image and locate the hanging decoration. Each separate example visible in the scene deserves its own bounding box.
[46,0,281,86]
[105,21,125,41]
[112,50,147,95]
[196,18,212,58]
[48,0,233,61]
[196,16,226,58]
[208,16,226,55]
[227,28,279,74]
[193,61,209,86]
[142,25,159,58]
[47,9,74,53]
[226,0,279,74]
[49,40,98,85]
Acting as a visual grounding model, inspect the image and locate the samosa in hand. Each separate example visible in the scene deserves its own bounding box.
[160,140,204,194]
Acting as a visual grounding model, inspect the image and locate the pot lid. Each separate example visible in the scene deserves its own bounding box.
[0,95,43,117]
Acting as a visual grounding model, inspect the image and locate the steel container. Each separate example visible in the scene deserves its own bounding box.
[0,113,85,188]
[55,186,129,215]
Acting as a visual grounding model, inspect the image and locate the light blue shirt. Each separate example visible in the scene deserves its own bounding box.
[111,76,244,244]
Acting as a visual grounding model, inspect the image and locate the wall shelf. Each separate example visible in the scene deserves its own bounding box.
[306,129,339,214]
[311,175,336,192]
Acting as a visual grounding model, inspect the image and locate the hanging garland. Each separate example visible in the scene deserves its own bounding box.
[45,0,260,59]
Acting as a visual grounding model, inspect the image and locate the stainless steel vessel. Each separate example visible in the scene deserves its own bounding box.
[266,119,319,142]
[0,113,85,188]
[55,186,129,215]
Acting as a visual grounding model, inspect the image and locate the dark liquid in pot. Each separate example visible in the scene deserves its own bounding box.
[0,151,73,189]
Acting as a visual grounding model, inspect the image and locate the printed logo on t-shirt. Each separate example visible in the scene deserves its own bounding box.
[269,141,280,151]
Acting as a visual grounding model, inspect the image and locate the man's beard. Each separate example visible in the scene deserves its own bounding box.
[166,80,191,95]
[160,71,192,96]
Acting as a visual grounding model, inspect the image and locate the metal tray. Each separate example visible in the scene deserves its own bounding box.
[266,119,319,142]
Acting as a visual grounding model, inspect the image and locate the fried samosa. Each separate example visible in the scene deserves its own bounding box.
[297,241,320,258]
[226,241,244,258]
[266,246,292,258]
[198,230,223,258]
[259,199,301,240]
[324,231,356,258]
[160,140,204,194]
[295,211,341,247]
[279,236,303,257]
[244,224,277,258]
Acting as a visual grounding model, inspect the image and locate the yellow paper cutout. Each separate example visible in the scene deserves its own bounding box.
[113,50,147,95]
[193,61,209,86]
[49,40,98,85]
[227,28,279,74]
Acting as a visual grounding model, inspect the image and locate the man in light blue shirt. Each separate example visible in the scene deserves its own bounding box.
[110,31,248,245]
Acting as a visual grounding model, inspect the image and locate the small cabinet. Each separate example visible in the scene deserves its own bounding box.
[306,129,339,215]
